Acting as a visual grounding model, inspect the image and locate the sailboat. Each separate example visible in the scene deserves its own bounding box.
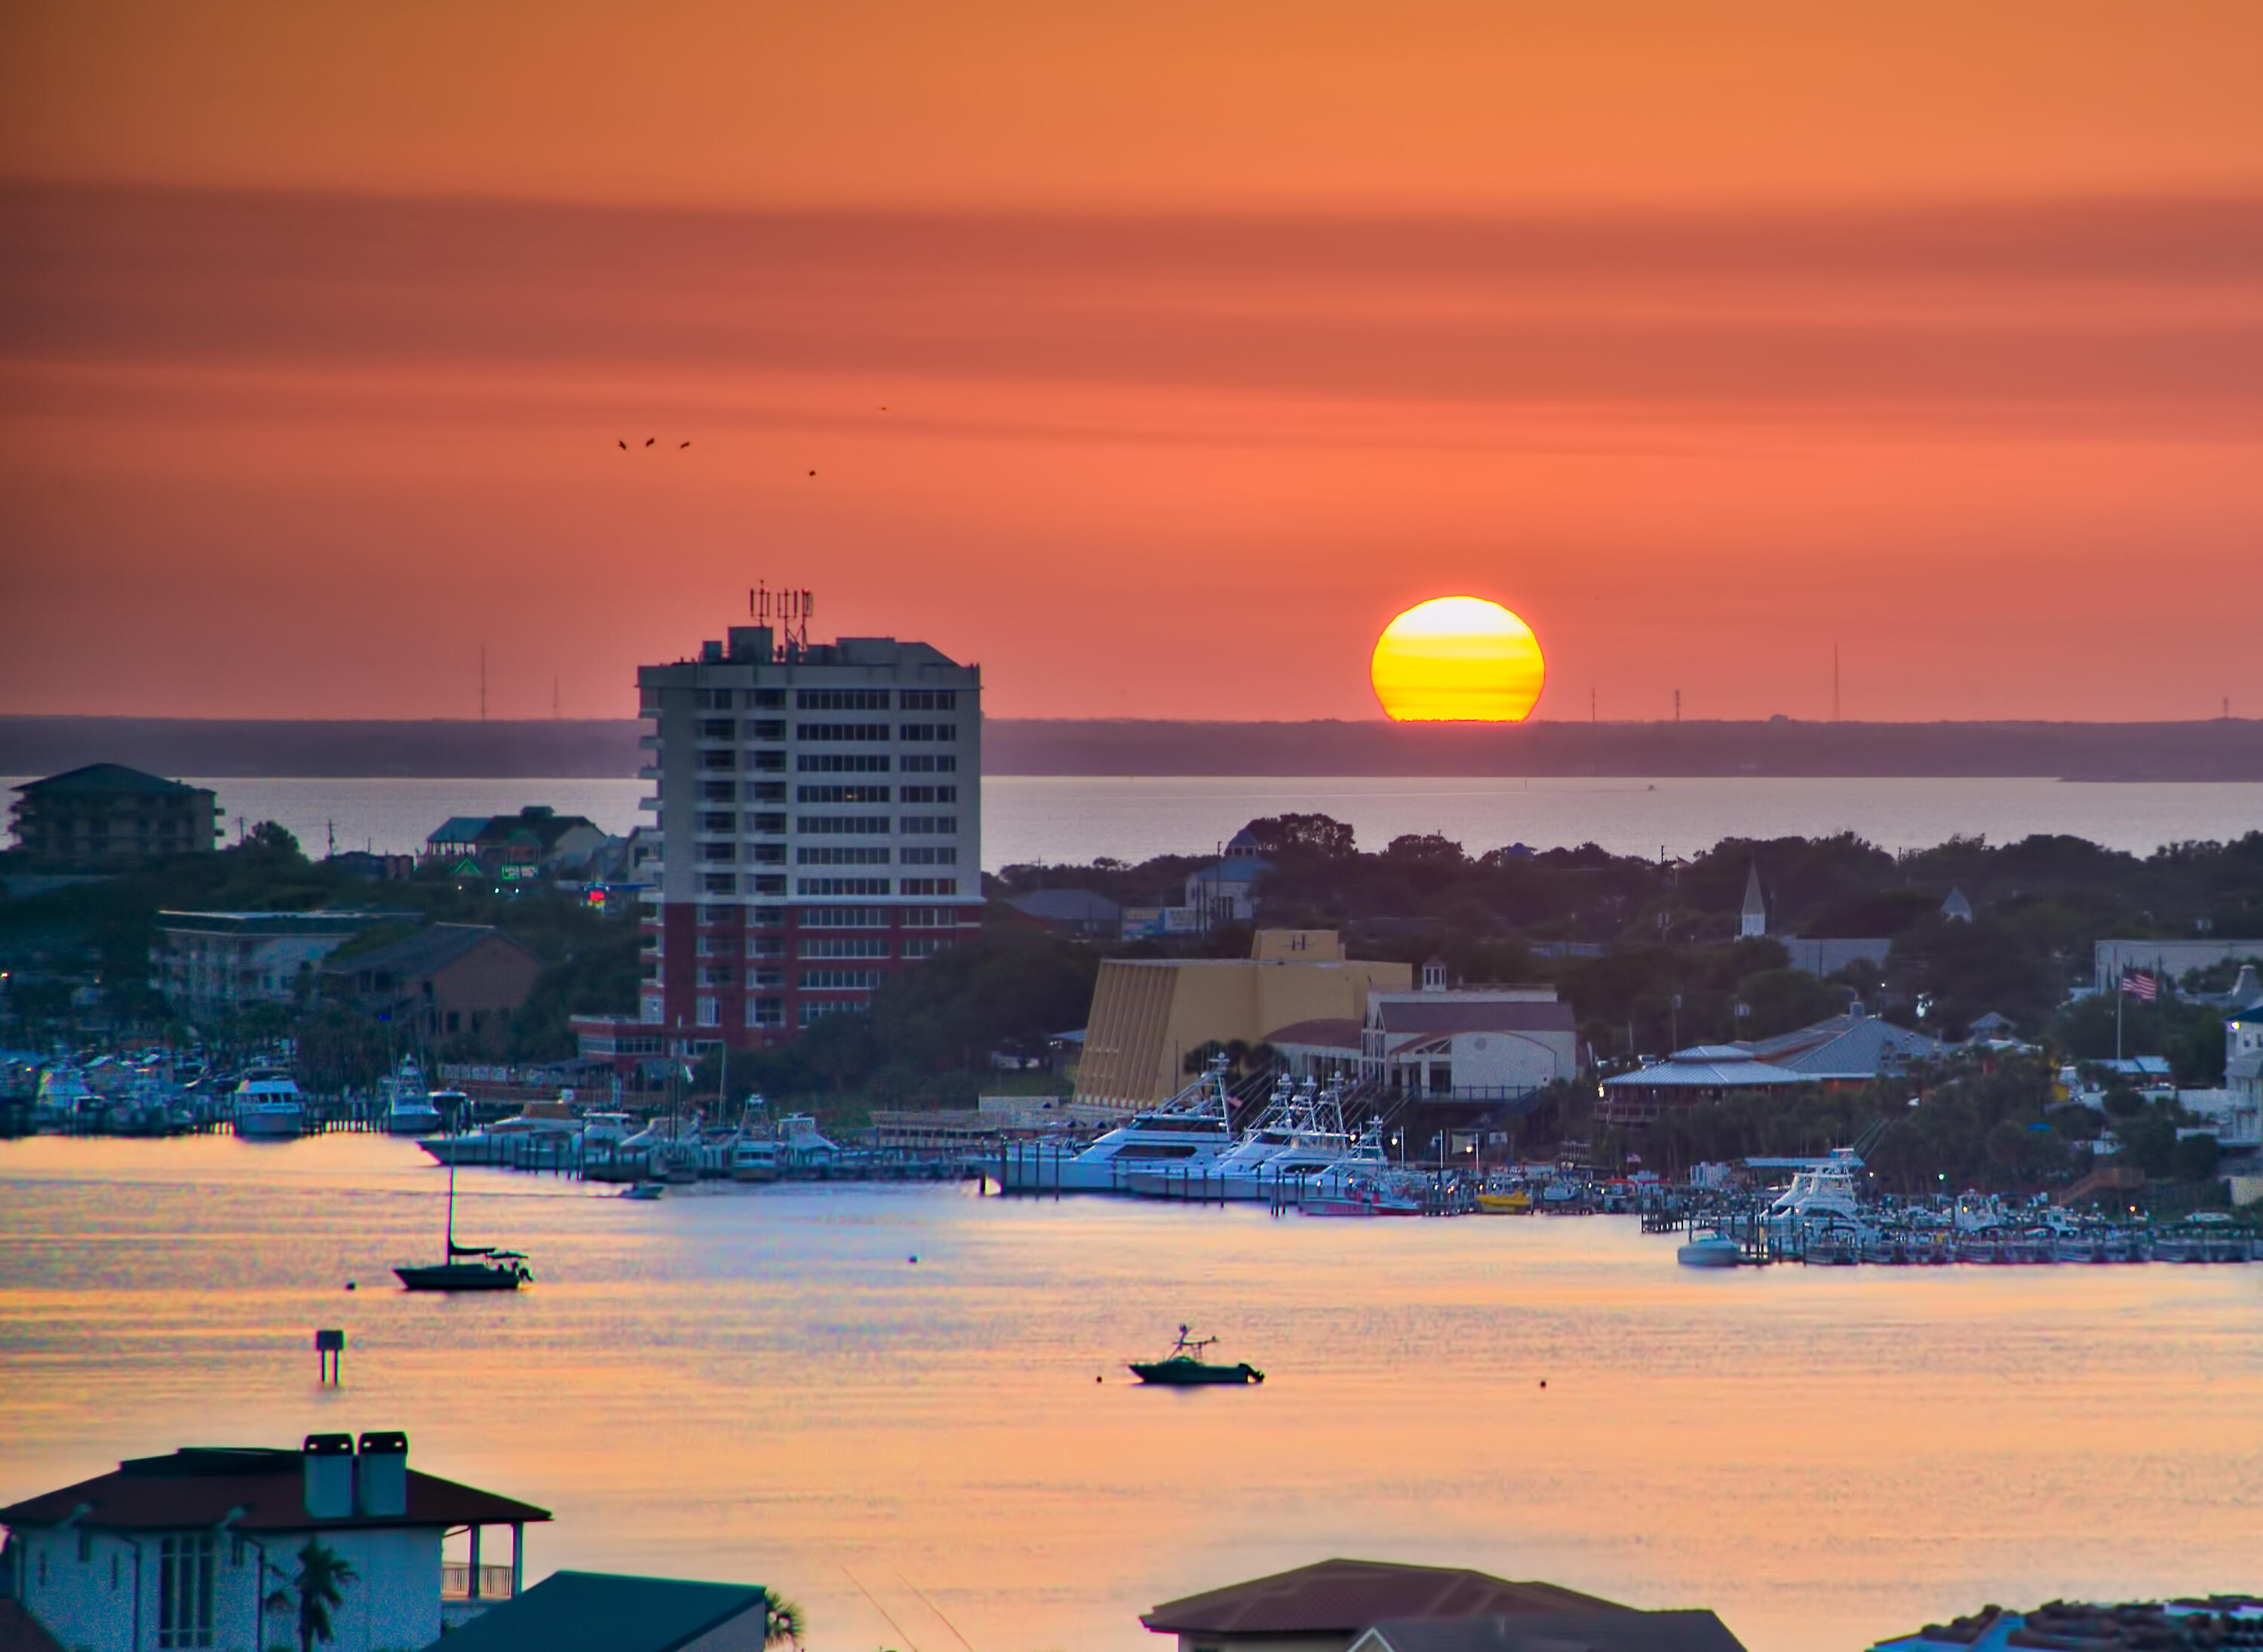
[393,1156,532,1291]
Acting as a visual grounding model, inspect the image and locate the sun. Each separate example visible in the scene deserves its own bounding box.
[1371,596,1546,722]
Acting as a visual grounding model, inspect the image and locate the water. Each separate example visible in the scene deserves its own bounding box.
[8,775,2258,871]
[2,1135,2257,1651]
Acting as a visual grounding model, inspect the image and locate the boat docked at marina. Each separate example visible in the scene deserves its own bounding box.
[379,1057,444,1135]
[999,1059,1236,1193]
[416,1098,585,1164]
[1677,1230,1744,1268]
[232,1070,305,1138]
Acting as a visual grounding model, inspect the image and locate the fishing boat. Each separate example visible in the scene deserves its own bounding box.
[394,1158,532,1291]
[380,1057,444,1135]
[1129,1325,1264,1386]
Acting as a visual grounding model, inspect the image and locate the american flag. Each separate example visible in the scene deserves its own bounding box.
[2120,969,2158,1002]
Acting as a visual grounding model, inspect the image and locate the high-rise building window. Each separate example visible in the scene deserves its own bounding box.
[898,723,956,742]
[797,688,892,710]
[899,689,957,711]
[899,754,956,773]
[798,754,890,773]
[900,878,956,896]
[746,935,785,957]
[798,815,890,834]
[899,815,956,835]
[798,846,889,865]
[748,997,785,1027]
[797,785,891,803]
[799,906,891,927]
[899,846,956,865]
[800,938,890,959]
[898,785,956,803]
[799,969,884,990]
[796,722,890,742]
[797,877,889,895]
[702,874,737,894]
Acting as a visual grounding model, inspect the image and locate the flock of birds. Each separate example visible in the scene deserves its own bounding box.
[617,408,891,473]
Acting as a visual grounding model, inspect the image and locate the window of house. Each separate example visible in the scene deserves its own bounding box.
[158,1533,215,1648]
[748,997,785,1027]
[641,995,664,1024]
[696,997,720,1027]
[902,937,948,960]
[746,935,785,957]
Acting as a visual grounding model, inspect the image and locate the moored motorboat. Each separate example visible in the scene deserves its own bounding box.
[232,1070,305,1138]
[1129,1325,1264,1386]
[1677,1230,1743,1268]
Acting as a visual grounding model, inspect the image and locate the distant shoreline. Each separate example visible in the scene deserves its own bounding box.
[2,714,2259,781]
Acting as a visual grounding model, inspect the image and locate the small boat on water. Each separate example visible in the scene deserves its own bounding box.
[619,1182,664,1201]
[1677,1230,1743,1268]
[1130,1325,1264,1386]
[380,1057,444,1135]
[394,1158,531,1291]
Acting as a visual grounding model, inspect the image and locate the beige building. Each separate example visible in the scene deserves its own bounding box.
[1075,930,1411,1112]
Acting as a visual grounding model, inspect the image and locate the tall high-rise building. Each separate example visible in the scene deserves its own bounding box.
[634,617,982,1052]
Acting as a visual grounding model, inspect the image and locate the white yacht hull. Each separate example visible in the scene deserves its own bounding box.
[235,1107,304,1139]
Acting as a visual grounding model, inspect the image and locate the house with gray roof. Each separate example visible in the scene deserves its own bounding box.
[1600,1005,1943,1125]
[425,1569,772,1652]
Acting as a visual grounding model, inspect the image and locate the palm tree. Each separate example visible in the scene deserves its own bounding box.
[763,1594,806,1648]
[263,1539,358,1652]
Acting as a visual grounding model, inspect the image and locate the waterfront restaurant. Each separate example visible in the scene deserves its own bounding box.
[0,1432,549,1652]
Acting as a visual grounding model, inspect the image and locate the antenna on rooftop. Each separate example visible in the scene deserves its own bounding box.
[751,581,817,656]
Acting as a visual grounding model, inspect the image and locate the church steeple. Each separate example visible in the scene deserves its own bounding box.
[1740,863,1767,938]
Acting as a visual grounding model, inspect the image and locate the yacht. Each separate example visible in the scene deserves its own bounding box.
[999,1059,1236,1193]
[232,1070,306,1138]
[380,1057,444,1136]
[416,1098,583,1164]
[1762,1148,1868,1230]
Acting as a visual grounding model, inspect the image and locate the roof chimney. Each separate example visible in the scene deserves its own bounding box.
[355,1431,408,1518]
[302,1434,354,1519]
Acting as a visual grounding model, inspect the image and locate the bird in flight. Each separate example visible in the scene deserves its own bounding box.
[645,438,656,447]
[680,441,691,449]
[808,469,817,477]
[617,440,628,450]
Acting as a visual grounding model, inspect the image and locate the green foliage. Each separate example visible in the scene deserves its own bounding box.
[264,1538,357,1652]
[1733,968,1845,1039]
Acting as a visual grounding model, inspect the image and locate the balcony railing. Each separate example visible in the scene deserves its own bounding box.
[441,1563,517,1601]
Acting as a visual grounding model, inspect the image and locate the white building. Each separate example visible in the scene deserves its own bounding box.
[634,611,984,1050]
[0,1432,548,1652]
[1359,963,1580,1099]
[150,910,414,1009]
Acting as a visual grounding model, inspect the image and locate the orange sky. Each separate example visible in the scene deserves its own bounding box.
[3,1,2261,722]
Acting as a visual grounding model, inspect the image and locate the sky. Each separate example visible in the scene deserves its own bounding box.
[3,0,2261,723]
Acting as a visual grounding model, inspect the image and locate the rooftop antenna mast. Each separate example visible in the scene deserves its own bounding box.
[751,582,816,659]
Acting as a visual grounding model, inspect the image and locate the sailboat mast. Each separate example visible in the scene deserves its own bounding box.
[444,1156,457,1259]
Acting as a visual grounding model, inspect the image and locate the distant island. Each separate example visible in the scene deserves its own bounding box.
[2,714,2258,781]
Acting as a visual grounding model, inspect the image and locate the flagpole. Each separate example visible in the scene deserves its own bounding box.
[2115,972,2123,1064]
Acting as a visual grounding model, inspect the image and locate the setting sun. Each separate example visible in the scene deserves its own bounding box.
[1370,596,1546,722]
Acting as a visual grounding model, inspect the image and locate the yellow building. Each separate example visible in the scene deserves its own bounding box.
[1075,930,1413,1112]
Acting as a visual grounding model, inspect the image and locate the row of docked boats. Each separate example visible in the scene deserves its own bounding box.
[996,1059,1454,1215]
[413,1095,854,1185]
[1675,1148,2261,1267]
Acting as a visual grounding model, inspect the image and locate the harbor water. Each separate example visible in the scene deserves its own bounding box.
[3,1134,2258,1652]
